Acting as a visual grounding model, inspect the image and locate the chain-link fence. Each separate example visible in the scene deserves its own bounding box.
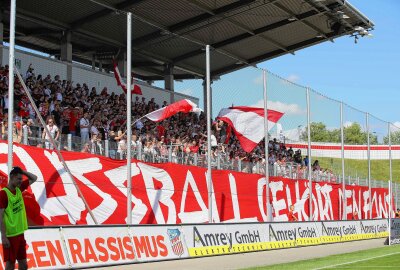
[3,1,397,221]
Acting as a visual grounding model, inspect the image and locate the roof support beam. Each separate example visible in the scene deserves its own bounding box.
[183,0,293,54]
[70,0,147,29]
[211,30,347,77]
[172,2,340,63]
[133,0,257,46]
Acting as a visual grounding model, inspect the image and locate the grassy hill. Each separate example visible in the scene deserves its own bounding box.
[317,157,400,183]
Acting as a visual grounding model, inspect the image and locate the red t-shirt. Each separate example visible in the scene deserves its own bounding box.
[288,210,297,222]
[190,145,199,153]
[69,112,77,132]
[0,180,29,209]
[157,125,165,138]
[18,101,29,118]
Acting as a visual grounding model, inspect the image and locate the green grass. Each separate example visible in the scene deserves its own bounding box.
[244,244,400,270]
[316,157,400,183]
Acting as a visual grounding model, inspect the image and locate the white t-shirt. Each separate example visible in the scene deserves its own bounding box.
[56,92,63,101]
[45,125,58,140]
[211,135,218,147]
[90,125,99,135]
[80,118,90,133]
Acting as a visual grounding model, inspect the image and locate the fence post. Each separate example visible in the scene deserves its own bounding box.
[366,112,372,219]
[217,154,221,169]
[23,127,28,145]
[306,87,312,221]
[238,159,242,172]
[138,145,142,161]
[105,140,109,157]
[168,146,172,162]
[67,134,72,151]
[340,102,346,220]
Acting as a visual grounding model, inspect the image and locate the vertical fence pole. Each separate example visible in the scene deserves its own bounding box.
[366,112,371,219]
[23,127,28,145]
[7,0,16,175]
[67,134,72,151]
[306,87,312,221]
[206,45,213,223]
[341,103,345,220]
[388,122,392,245]
[126,12,132,225]
[263,70,272,221]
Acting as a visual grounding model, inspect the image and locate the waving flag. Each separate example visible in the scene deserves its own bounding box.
[113,60,142,95]
[217,106,284,152]
[144,99,201,122]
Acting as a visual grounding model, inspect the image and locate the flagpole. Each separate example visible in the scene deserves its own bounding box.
[306,87,312,221]
[126,12,133,225]
[366,112,371,219]
[388,122,392,245]
[7,0,16,175]
[341,102,346,220]
[262,70,271,222]
[206,45,213,223]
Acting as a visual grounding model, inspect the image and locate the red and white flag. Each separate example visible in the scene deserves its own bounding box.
[144,99,201,122]
[113,61,142,95]
[217,106,284,152]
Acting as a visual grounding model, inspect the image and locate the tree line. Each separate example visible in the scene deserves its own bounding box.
[300,122,400,144]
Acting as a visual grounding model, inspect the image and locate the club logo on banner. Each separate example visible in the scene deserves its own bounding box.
[167,229,184,257]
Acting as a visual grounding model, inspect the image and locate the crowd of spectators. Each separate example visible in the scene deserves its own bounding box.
[0,64,336,181]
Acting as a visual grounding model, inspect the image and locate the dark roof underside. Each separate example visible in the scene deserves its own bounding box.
[1,0,374,81]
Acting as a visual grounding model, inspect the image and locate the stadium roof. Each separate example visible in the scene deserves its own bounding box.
[2,0,373,81]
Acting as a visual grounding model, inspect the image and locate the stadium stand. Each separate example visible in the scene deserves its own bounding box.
[0,63,338,182]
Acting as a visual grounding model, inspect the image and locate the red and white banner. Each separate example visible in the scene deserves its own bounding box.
[0,141,392,226]
[113,60,142,95]
[217,107,284,152]
[145,99,201,122]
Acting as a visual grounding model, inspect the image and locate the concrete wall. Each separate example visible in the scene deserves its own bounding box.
[1,45,198,106]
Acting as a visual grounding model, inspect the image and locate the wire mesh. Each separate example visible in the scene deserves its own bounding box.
[369,114,389,188]
[266,71,308,181]
[308,89,341,183]
[210,50,265,174]
[342,104,368,187]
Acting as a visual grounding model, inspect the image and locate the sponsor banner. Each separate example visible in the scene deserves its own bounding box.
[128,226,189,262]
[318,221,361,243]
[0,141,392,226]
[268,222,321,249]
[182,224,268,257]
[62,226,134,268]
[390,219,400,245]
[360,219,389,240]
[0,228,67,270]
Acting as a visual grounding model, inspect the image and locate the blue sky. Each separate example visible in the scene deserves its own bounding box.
[259,0,400,124]
[171,0,399,138]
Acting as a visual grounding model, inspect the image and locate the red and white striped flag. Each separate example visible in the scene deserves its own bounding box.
[144,99,201,122]
[113,60,142,95]
[217,106,284,152]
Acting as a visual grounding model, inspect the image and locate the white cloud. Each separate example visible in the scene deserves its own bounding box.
[178,88,193,96]
[253,74,263,85]
[390,122,400,132]
[285,74,300,83]
[343,121,354,128]
[251,99,306,115]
